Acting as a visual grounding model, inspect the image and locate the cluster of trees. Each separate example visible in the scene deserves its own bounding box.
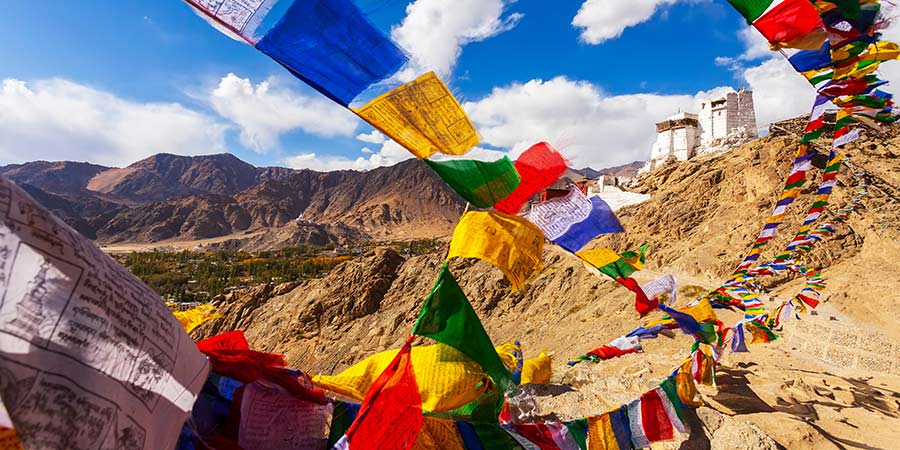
[117,239,445,303]
[116,245,350,303]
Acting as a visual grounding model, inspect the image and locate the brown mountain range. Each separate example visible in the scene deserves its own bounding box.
[1,153,626,249]
[0,153,473,247]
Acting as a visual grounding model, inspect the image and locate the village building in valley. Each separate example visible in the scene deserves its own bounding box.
[640,89,758,174]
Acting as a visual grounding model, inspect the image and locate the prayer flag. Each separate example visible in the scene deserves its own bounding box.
[728,0,777,23]
[577,246,657,316]
[656,379,687,434]
[313,342,492,412]
[674,359,703,407]
[198,331,327,404]
[569,336,642,366]
[186,0,277,41]
[524,189,624,253]
[456,421,525,450]
[424,156,520,208]
[753,0,824,46]
[504,422,583,450]
[0,176,209,450]
[414,417,467,450]
[354,72,479,158]
[521,352,552,385]
[255,0,408,106]
[448,211,544,290]
[334,337,423,450]
[414,264,515,393]
[494,143,568,215]
[587,409,632,450]
[640,275,677,305]
[171,303,221,333]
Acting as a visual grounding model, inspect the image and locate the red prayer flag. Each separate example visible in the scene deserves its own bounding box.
[494,142,567,214]
[197,330,326,404]
[640,390,674,442]
[617,276,659,317]
[342,336,423,450]
[753,0,823,44]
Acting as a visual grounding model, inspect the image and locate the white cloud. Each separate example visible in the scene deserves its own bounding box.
[356,130,386,144]
[209,73,358,152]
[573,0,682,44]
[283,140,413,172]
[391,0,522,81]
[0,78,227,167]
[463,76,734,169]
[742,58,817,127]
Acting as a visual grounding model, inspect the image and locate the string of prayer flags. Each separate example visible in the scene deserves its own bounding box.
[424,157,521,208]
[334,337,422,450]
[447,211,544,290]
[494,142,568,215]
[254,0,408,106]
[414,264,516,394]
[354,72,480,159]
[625,383,687,447]
[184,0,277,42]
[577,245,656,316]
[523,189,624,253]
[312,342,491,412]
[567,336,642,366]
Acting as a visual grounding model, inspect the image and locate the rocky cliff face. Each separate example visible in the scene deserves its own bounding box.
[193,129,900,449]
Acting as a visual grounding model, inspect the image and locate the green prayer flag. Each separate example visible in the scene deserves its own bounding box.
[727,0,775,23]
[564,419,589,450]
[414,263,514,393]
[659,378,687,419]
[424,156,521,208]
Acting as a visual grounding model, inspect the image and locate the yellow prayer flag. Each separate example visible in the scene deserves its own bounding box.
[171,303,221,333]
[413,417,466,450]
[353,72,479,159]
[587,413,622,450]
[312,343,492,412]
[521,352,552,385]
[448,211,544,290]
[683,298,716,323]
[675,358,703,407]
[576,247,621,270]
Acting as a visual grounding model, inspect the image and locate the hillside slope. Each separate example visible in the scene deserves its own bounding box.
[194,129,900,449]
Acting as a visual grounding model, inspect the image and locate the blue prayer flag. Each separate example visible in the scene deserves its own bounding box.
[554,197,625,253]
[256,0,408,106]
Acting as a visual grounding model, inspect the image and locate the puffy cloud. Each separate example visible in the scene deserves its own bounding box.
[572,0,682,44]
[0,78,227,167]
[742,57,817,127]
[209,73,358,152]
[356,130,386,144]
[463,76,734,168]
[283,140,413,172]
[391,0,522,81]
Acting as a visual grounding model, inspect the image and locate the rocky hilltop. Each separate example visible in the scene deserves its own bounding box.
[194,128,900,449]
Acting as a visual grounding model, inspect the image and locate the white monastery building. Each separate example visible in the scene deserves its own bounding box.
[640,89,758,174]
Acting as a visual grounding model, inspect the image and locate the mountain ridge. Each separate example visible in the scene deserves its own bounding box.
[1,152,631,249]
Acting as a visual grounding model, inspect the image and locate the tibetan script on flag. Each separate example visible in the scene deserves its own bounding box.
[354,72,479,159]
[0,176,209,450]
[448,211,543,289]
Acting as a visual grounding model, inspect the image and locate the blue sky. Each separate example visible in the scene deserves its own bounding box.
[1,0,893,170]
